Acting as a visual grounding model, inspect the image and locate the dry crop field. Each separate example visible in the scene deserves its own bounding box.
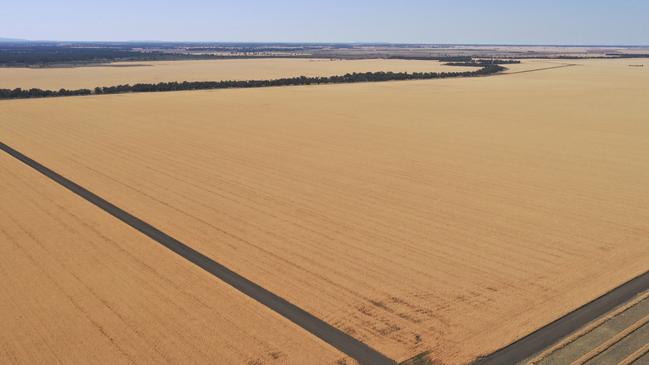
[0,152,353,364]
[0,58,648,364]
[0,58,478,90]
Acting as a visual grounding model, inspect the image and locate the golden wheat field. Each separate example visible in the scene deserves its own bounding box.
[0,58,479,90]
[0,153,353,365]
[0,58,648,364]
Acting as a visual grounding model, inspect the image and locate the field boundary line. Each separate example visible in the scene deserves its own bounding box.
[472,270,649,365]
[500,63,578,75]
[0,141,397,365]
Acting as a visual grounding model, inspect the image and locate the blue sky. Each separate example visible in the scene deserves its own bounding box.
[2,0,648,45]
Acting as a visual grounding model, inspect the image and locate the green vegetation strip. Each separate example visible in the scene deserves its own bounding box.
[0,64,505,100]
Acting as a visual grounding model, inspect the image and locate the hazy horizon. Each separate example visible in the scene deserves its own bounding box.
[1,38,648,47]
[2,0,648,45]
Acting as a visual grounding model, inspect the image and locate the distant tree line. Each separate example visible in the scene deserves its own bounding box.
[605,53,649,58]
[0,45,304,67]
[509,54,649,60]
[187,46,321,52]
[2,42,646,67]
[0,64,505,100]
[445,59,521,66]
[0,88,92,99]
[0,46,152,66]
[387,55,475,62]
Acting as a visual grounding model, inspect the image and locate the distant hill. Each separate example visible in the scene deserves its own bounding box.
[0,37,28,42]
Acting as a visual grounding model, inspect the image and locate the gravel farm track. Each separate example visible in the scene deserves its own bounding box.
[475,271,649,365]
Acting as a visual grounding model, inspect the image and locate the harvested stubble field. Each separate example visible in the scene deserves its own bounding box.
[0,58,648,364]
[0,58,478,90]
[0,152,352,364]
